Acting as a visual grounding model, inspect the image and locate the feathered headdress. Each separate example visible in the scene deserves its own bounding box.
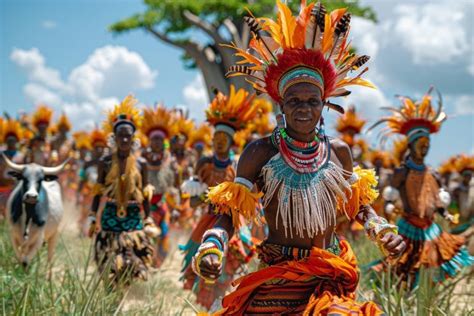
[438,156,458,176]
[455,154,474,174]
[56,113,72,131]
[369,87,447,144]
[391,137,408,167]
[225,0,374,112]
[90,128,108,147]
[206,85,259,137]
[246,98,275,136]
[187,123,213,149]
[141,104,176,139]
[103,95,142,135]
[172,112,195,140]
[73,131,92,150]
[32,105,53,127]
[1,119,24,143]
[368,150,393,169]
[335,105,366,135]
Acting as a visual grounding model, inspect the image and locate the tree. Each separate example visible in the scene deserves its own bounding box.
[110,0,376,99]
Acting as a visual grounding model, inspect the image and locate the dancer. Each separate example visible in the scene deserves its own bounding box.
[25,105,53,165]
[194,2,405,314]
[451,154,474,254]
[372,88,473,285]
[141,104,176,267]
[0,119,25,220]
[180,86,259,310]
[89,95,155,285]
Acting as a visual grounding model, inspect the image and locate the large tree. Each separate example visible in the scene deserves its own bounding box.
[110,0,376,99]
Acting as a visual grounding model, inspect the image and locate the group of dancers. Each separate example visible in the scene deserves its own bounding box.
[1,1,473,314]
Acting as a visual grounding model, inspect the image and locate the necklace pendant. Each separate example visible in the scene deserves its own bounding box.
[117,206,127,218]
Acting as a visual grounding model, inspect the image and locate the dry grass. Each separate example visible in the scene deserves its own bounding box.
[0,204,472,315]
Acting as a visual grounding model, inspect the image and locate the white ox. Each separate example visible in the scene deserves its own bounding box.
[3,154,67,267]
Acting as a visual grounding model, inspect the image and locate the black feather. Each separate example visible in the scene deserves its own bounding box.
[335,13,351,36]
[312,2,326,32]
[244,16,262,36]
[352,55,370,70]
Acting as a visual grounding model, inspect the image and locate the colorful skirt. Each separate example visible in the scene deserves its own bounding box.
[180,213,255,310]
[396,215,473,284]
[150,194,170,267]
[94,202,154,284]
[213,239,383,315]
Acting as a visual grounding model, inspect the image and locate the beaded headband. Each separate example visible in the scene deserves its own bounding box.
[278,66,324,99]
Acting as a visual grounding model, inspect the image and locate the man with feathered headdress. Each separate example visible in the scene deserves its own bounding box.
[371,88,473,286]
[140,104,177,267]
[191,2,405,314]
[25,105,54,165]
[88,95,156,285]
[450,154,474,255]
[179,85,260,310]
[0,119,25,220]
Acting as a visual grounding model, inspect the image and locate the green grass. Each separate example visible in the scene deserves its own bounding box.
[0,221,472,315]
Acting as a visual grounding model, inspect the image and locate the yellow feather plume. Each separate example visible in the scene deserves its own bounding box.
[207,181,263,229]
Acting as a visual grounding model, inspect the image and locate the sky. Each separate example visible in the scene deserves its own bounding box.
[1,0,473,166]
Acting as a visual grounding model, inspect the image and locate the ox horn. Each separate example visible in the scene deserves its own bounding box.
[41,158,70,176]
[1,153,25,173]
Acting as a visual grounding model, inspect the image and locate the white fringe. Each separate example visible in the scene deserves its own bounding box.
[262,154,352,238]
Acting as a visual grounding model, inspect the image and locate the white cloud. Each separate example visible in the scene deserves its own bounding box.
[23,83,62,106]
[41,20,57,29]
[10,46,157,129]
[11,47,67,91]
[452,94,474,116]
[394,2,470,65]
[182,73,208,122]
[340,86,391,121]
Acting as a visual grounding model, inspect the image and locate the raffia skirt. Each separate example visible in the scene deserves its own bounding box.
[396,214,473,284]
[94,202,154,284]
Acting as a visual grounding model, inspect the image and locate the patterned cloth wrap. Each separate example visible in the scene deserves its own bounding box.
[396,214,474,284]
[95,201,153,284]
[100,201,144,232]
[212,239,383,315]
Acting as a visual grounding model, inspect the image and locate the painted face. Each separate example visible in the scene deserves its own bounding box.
[213,131,231,155]
[281,82,323,135]
[115,124,134,152]
[412,136,430,159]
[150,135,165,152]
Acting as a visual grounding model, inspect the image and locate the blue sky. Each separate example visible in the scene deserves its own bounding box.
[1,0,473,166]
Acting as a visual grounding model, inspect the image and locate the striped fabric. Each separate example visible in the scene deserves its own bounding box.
[214,240,384,316]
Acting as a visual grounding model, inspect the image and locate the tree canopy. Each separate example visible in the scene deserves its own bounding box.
[110,0,377,99]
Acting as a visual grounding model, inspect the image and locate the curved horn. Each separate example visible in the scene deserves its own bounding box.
[41,158,70,176]
[1,153,25,173]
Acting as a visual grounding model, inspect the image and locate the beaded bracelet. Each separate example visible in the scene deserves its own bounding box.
[192,247,223,284]
[364,216,398,255]
[202,228,229,254]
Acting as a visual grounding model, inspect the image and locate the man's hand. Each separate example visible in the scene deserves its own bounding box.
[380,232,406,257]
[198,253,223,281]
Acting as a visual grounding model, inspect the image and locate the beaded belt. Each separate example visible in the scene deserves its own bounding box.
[257,237,341,266]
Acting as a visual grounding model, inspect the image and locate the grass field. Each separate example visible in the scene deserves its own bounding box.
[0,204,472,315]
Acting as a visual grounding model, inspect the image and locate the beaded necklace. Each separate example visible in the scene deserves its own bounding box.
[406,157,426,171]
[213,155,232,169]
[271,128,329,174]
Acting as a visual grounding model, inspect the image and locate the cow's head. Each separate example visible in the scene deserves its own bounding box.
[2,154,68,204]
